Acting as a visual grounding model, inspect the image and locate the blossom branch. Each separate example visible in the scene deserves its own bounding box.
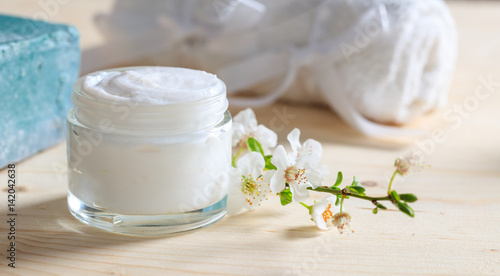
[228,108,422,233]
[307,186,391,201]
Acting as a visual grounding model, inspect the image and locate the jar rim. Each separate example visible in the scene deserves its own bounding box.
[70,66,228,134]
[72,66,226,108]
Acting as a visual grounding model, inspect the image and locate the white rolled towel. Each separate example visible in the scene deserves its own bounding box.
[333,0,456,126]
[92,0,457,137]
[212,0,457,136]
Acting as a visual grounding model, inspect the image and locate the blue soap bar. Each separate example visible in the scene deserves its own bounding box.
[0,14,80,168]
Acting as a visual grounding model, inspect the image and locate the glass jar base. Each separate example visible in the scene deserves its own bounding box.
[67,191,227,236]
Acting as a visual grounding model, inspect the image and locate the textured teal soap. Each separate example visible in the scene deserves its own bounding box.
[0,14,80,168]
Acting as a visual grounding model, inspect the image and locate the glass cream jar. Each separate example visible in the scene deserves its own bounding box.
[66,66,231,235]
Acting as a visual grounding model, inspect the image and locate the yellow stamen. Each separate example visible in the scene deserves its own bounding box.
[322,204,333,223]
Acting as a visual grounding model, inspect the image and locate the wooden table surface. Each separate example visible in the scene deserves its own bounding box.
[1,1,500,275]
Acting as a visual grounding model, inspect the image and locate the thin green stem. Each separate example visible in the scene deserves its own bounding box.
[387,170,398,195]
[308,186,391,201]
[299,202,311,211]
[231,147,245,167]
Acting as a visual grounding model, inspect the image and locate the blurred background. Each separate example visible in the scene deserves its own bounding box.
[1,0,499,140]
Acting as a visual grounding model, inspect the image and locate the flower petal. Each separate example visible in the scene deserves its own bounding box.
[312,206,328,230]
[270,170,286,194]
[262,169,275,184]
[237,152,265,177]
[311,196,337,230]
[271,145,290,170]
[316,162,330,178]
[227,184,247,215]
[255,125,278,149]
[294,137,322,169]
[295,151,322,170]
[301,139,322,159]
[305,169,325,188]
[226,168,247,215]
[250,171,273,207]
[289,181,310,202]
[314,219,328,230]
[231,124,246,147]
[233,108,258,130]
[317,195,337,206]
[287,128,302,155]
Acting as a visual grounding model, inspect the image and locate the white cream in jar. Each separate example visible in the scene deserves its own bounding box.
[66,67,231,235]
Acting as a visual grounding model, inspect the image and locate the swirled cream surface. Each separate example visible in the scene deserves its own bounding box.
[81,67,224,104]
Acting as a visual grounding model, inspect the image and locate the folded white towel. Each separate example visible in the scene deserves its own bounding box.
[92,0,457,137]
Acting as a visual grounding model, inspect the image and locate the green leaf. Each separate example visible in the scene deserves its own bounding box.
[390,190,401,202]
[399,193,418,203]
[351,176,359,186]
[372,207,378,214]
[279,189,293,206]
[349,185,366,195]
[397,201,415,217]
[335,195,341,206]
[333,171,343,187]
[247,137,264,156]
[376,203,387,210]
[264,155,277,170]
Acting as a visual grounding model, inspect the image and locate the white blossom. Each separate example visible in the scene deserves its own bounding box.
[310,196,337,230]
[232,108,277,151]
[332,212,352,234]
[270,128,326,202]
[270,145,324,202]
[395,153,427,176]
[287,128,322,165]
[227,152,274,215]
